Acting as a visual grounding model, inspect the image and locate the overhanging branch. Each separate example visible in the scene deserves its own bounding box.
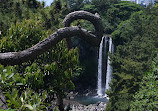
[0,11,103,65]
[63,11,103,48]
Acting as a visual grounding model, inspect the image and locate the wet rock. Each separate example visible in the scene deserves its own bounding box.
[69,102,106,111]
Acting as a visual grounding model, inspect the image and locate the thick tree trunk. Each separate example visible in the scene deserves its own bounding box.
[57,94,64,111]
[0,11,103,65]
[0,89,8,110]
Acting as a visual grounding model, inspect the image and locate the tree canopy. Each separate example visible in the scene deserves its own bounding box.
[1,0,158,111]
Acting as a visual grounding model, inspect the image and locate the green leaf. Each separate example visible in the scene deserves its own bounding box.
[24,104,34,110]
[16,83,23,85]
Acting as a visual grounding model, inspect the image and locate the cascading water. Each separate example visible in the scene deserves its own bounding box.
[97,37,104,96]
[97,36,114,97]
[73,36,113,105]
[105,37,114,92]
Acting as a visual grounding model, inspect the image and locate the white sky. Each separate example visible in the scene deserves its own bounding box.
[37,0,54,6]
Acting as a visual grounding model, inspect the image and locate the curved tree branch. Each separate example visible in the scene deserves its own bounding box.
[0,27,100,65]
[63,11,103,38]
[63,11,103,48]
[0,11,103,65]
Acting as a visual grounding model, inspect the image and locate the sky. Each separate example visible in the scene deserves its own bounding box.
[37,0,54,6]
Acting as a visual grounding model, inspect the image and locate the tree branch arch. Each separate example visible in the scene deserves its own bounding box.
[0,11,103,65]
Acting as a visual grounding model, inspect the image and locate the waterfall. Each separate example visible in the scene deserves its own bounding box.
[97,36,114,97]
[97,37,104,96]
[97,37,107,96]
[105,37,114,91]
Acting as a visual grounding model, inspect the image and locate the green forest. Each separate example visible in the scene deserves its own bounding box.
[0,0,158,111]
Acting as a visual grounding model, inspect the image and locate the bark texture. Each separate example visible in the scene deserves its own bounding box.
[63,11,103,49]
[0,89,8,110]
[0,11,103,65]
[63,11,103,38]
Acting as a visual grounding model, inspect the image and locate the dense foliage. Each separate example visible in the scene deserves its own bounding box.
[106,4,158,111]
[130,56,158,111]
[0,5,80,110]
[1,0,158,111]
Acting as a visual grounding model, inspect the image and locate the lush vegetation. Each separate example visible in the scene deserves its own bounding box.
[1,0,158,111]
[130,56,158,111]
[0,0,81,110]
[106,4,158,111]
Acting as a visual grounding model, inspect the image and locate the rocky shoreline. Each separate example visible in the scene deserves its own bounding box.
[50,91,107,111]
[63,96,107,111]
[68,101,106,111]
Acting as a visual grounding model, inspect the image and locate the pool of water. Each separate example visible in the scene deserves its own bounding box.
[73,95,108,105]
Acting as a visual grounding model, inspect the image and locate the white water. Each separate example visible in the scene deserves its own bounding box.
[97,37,104,97]
[105,37,114,92]
[97,36,114,97]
